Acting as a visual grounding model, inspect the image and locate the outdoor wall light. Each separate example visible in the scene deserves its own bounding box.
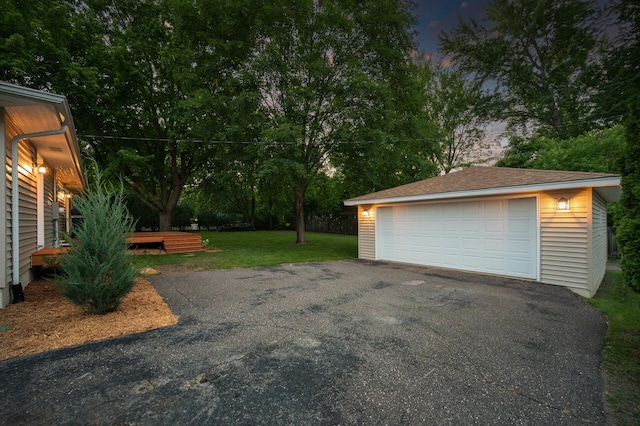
[37,165,47,174]
[557,197,571,211]
[361,208,370,218]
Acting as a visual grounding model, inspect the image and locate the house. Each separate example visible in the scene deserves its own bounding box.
[344,166,621,297]
[0,81,86,307]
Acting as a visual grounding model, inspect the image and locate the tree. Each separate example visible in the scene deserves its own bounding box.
[82,0,261,231]
[497,125,624,172]
[1,0,261,231]
[422,64,495,173]
[251,0,419,243]
[0,0,103,121]
[439,0,601,139]
[53,166,138,315]
[616,94,640,291]
[597,0,640,124]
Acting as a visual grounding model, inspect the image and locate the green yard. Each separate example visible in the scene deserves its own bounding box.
[134,231,357,270]
[586,267,640,425]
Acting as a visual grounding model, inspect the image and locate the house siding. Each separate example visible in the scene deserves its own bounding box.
[17,140,37,284]
[3,117,40,306]
[44,170,55,246]
[358,205,375,260]
[4,117,17,303]
[0,112,6,307]
[590,191,607,296]
[540,189,590,295]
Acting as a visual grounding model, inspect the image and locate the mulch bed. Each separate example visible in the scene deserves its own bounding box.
[0,278,178,361]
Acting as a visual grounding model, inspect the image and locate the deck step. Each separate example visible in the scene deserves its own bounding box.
[163,235,207,254]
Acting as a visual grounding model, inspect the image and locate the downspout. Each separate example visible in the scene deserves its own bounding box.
[10,124,68,303]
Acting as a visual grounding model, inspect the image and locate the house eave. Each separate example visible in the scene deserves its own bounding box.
[344,176,622,206]
[0,81,86,192]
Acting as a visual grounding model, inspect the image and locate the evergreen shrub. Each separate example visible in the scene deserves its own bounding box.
[53,168,138,314]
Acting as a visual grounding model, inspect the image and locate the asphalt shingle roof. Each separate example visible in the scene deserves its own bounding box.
[345,166,619,203]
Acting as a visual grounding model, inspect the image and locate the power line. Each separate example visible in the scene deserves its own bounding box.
[79,134,443,144]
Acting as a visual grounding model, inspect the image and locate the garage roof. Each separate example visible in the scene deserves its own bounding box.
[344,166,621,205]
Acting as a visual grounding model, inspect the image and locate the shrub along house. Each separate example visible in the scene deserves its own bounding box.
[344,167,621,297]
[0,81,86,307]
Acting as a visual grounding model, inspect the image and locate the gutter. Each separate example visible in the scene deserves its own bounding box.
[10,124,68,303]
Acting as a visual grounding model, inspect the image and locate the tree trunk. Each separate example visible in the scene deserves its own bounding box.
[159,211,172,232]
[250,192,256,228]
[294,186,307,245]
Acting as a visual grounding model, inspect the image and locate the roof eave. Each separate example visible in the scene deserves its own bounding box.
[344,176,622,206]
[1,81,86,192]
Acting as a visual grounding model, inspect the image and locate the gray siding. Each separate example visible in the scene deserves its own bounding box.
[43,170,55,246]
[17,141,37,282]
[4,119,16,292]
[358,205,375,260]
[590,191,607,296]
[540,189,590,295]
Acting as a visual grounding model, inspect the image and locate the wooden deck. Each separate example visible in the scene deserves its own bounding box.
[31,247,71,267]
[32,232,207,266]
[126,232,207,254]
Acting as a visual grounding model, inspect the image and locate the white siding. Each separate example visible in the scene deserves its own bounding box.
[590,191,607,296]
[358,205,375,260]
[540,189,589,294]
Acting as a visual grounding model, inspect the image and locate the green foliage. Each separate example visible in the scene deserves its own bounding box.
[440,0,601,138]
[251,0,419,243]
[617,218,640,291]
[421,64,495,173]
[585,269,640,424]
[53,168,138,315]
[497,126,625,172]
[597,0,640,124]
[617,94,640,291]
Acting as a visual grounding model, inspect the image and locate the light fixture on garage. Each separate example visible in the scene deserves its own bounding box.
[361,207,370,217]
[557,197,571,211]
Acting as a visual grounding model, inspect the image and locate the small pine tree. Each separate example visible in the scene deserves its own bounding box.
[53,166,138,314]
[617,93,640,291]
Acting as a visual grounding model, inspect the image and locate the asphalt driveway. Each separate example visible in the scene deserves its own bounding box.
[0,260,606,425]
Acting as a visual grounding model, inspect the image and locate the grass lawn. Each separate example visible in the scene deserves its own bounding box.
[585,266,640,425]
[134,230,357,270]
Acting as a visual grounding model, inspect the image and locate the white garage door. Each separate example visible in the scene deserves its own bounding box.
[377,198,537,279]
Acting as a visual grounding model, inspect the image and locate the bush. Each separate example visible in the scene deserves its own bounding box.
[53,168,138,314]
[617,218,640,291]
[617,94,640,291]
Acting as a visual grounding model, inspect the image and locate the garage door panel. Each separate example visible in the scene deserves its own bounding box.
[485,238,504,252]
[462,238,481,250]
[509,239,533,254]
[485,220,503,233]
[377,198,537,279]
[462,255,481,268]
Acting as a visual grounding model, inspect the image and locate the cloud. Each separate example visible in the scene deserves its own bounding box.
[429,20,440,27]
[460,2,468,8]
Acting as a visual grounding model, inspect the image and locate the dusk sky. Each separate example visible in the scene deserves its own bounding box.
[413,0,489,60]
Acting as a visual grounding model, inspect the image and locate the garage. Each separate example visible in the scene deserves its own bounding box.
[377,198,538,279]
[344,166,622,297]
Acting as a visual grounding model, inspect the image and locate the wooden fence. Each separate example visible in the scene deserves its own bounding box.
[306,215,357,235]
